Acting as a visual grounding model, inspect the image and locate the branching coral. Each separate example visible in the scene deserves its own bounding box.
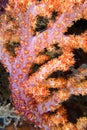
[0,103,21,129]
[0,0,87,129]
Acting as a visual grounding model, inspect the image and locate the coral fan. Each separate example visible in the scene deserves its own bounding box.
[0,0,87,129]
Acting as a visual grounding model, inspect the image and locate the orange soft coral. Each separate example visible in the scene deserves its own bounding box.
[0,0,87,129]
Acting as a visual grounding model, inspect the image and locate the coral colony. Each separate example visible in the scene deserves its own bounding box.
[0,0,87,129]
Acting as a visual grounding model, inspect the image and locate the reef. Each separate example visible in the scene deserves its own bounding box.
[0,0,87,129]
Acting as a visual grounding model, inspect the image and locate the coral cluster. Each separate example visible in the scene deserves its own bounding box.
[0,0,87,129]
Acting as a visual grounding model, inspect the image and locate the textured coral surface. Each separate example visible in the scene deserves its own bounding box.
[0,0,87,129]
